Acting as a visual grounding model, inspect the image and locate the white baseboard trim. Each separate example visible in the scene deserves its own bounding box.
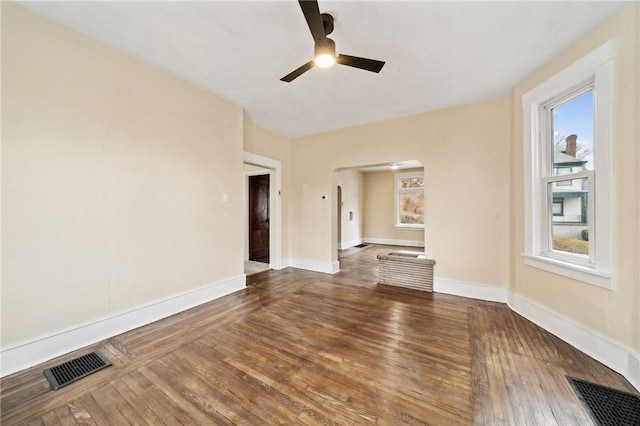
[275,258,290,270]
[434,278,508,303]
[364,237,424,248]
[628,351,640,392]
[0,275,246,377]
[625,351,640,392]
[338,238,363,250]
[509,293,640,392]
[289,258,339,274]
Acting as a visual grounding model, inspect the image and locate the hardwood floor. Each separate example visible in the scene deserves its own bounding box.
[1,244,637,425]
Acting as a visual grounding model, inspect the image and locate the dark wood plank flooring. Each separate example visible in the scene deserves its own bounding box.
[1,244,637,425]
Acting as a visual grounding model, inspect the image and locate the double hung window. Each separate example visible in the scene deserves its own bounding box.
[541,87,593,259]
[522,42,613,288]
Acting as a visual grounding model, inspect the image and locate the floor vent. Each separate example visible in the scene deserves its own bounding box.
[567,376,640,426]
[354,243,368,248]
[44,351,112,390]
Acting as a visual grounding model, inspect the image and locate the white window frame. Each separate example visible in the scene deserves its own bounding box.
[394,171,424,229]
[522,42,614,289]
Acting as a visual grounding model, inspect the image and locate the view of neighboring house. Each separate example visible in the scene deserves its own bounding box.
[552,135,588,240]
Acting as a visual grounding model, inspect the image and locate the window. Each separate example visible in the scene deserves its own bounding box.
[395,171,424,228]
[552,198,564,216]
[555,167,572,186]
[522,42,613,289]
[544,88,592,253]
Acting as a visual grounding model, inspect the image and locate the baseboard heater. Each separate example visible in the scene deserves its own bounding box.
[377,251,435,292]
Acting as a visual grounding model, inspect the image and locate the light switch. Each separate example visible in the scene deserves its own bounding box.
[222,193,230,203]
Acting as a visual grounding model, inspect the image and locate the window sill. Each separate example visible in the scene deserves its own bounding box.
[394,225,424,231]
[521,253,612,290]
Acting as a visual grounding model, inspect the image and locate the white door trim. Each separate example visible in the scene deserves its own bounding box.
[243,152,283,270]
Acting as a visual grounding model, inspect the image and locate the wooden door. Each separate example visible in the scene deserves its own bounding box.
[249,174,270,263]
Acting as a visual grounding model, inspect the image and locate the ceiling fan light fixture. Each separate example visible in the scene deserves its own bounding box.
[314,38,336,68]
[280,1,385,82]
[315,53,335,68]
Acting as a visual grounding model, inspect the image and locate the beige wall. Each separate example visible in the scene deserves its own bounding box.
[291,97,511,287]
[242,119,291,264]
[511,4,639,352]
[335,169,364,248]
[1,3,244,347]
[362,169,424,245]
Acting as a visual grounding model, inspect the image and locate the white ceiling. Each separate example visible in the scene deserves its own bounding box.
[18,1,632,139]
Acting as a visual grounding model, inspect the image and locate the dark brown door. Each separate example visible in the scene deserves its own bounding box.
[249,174,270,263]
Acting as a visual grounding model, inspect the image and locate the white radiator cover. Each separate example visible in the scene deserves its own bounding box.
[377,251,435,292]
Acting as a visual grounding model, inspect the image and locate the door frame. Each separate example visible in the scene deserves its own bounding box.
[243,152,283,270]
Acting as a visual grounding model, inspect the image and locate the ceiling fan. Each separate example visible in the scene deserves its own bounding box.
[281,0,386,82]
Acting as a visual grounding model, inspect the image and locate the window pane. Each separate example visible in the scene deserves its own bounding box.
[549,178,588,256]
[399,177,424,189]
[552,90,593,174]
[399,193,424,224]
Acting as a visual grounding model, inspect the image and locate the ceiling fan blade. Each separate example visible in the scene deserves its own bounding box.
[280,61,315,82]
[336,54,385,73]
[298,0,326,44]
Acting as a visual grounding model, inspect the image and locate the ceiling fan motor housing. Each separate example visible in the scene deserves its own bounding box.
[315,37,336,58]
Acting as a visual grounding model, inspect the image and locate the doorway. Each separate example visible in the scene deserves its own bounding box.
[333,161,425,269]
[248,174,270,264]
[243,151,283,273]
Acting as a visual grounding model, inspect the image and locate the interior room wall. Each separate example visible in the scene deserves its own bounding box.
[362,168,425,247]
[510,4,639,359]
[290,97,511,286]
[243,119,291,265]
[335,170,364,249]
[1,3,244,351]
